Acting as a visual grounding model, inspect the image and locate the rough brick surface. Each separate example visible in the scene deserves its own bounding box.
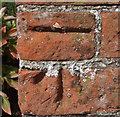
[17,12,95,30]
[17,31,95,60]
[17,11,95,61]
[100,12,120,57]
[18,69,119,116]
[18,70,62,115]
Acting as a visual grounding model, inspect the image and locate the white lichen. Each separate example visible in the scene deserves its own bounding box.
[45,62,61,77]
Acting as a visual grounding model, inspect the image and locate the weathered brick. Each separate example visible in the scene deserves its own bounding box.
[17,11,95,61]
[17,12,95,30]
[17,31,95,61]
[100,12,120,57]
[18,69,119,116]
[18,70,62,115]
[56,69,119,114]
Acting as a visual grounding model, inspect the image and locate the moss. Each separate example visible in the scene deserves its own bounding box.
[58,101,64,112]
[61,2,113,5]
[45,35,51,40]
[35,88,40,93]
[55,2,88,5]
[60,101,64,106]
[59,107,64,112]
[76,85,82,94]
[77,96,88,104]
[71,34,84,42]
[77,98,86,104]
[75,14,84,20]
[37,83,42,87]
[72,34,84,52]
[84,35,91,41]
[67,99,71,106]
[20,97,25,104]
[71,80,77,88]
[82,77,91,87]
[72,2,86,5]
[27,103,32,107]
[73,105,78,108]
[75,77,92,96]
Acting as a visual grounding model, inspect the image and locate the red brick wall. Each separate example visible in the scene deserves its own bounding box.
[16,2,120,116]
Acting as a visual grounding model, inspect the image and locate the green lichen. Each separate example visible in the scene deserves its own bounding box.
[71,34,84,42]
[28,103,32,107]
[71,80,78,88]
[73,105,78,108]
[35,88,40,93]
[67,99,72,106]
[59,107,64,112]
[76,85,82,95]
[60,101,64,106]
[77,97,88,105]
[55,2,88,5]
[37,83,42,87]
[20,97,25,104]
[45,35,51,40]
[82,77,91,87]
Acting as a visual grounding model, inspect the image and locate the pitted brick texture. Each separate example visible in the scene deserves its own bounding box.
[18,70,62,115]
[17,11,95,61]
[17,31,95,60]
[18,69,119,116]
[17,12,95,30]
[100,12,120,58]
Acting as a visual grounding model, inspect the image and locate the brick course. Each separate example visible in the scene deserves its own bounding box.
[18,69,119,115]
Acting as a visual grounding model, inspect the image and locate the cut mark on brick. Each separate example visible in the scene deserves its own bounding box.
[28,26,92,33]
[53,70,63,103]
[17,11,95,32]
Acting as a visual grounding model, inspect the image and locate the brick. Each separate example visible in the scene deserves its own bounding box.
[17,31,95,60]
[100,12,120,58]
[18,69,119,115]
[17,11,95,61]
[56,69,119,114]
[18,70,62,115]
[17,12,95,30]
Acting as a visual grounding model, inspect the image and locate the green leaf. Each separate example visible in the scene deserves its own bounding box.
[2,65,18,77]
[2,96,11,115]
[9,72,19,78]
[1,77,4,85]
[5,78,18,90]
